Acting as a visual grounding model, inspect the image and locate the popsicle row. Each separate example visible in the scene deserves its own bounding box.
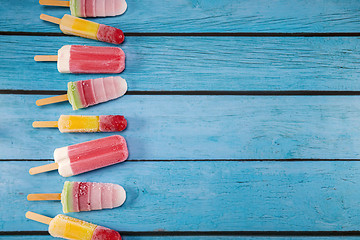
[27,136,129,238]
[26,2,130,239]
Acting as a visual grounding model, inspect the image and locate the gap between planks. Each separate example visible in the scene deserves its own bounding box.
[2,159,360,162]
[1,32,360,37]
[3,90,360,96]
[2,231,360,236]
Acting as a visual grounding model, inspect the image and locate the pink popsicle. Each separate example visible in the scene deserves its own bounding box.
[54,135,128,177]
[58,45,125,73]
[69,135,128,175]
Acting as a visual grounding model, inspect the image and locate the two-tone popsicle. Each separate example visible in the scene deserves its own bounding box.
[28,181,126,213]
[26,211,121,240]
[40,14,124,44]
[35,45,125,73]
[29,135,128,177]
[39,0,127,17]
[36,76,127,110]
[33,115,127,133]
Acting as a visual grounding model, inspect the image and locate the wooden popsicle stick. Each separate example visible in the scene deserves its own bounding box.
[40,14,61,25]
[33,121,59,128]
[27,193,61,201]
[26,211,52,225]
[39,0,70,7]
[36,94,68,106]
[34,55,58,61]
[29,162,59,175]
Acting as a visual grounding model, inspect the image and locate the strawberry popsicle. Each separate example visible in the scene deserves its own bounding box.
[29,135,128,177]
[35,45,125,74]
[35,76,127,110]
[40,14,124,44]
[27,181,126,213]
[26,212,121,240]
[33,115,127,133]
[39,0,127,17]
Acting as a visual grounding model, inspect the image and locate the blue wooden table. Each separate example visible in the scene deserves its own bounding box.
[1,0,360,239]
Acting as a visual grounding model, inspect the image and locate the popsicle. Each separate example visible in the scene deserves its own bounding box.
[35,45,125,73]
[26,211,121,240]
[29,135,128,177]
[35,76,127,110]
[33,115,127,133]
[27,181,126,213]
[39,0,127,17]
[40,14,124,44]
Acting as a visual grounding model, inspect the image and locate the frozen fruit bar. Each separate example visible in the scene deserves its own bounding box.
[33,115,127,133]
[26,212,121,240]
[29,135,128,177]
[68,76,127,109]
[40,14,124,44]
[58,45,125,73]
[61,181,126,213]
[35,76,127,110]
[35,45,125,73]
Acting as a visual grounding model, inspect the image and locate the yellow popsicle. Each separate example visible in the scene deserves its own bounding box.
[40,14,125,44]
[49,215,96,240]
[58,115,99,133]
[26,212,122,240]
[60,14,99,40]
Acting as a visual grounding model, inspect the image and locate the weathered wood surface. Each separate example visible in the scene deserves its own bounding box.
[2,0,360,33]
[1,161,360,231]
[0,237,358,240]
[1,237,357,240]
[1,36,360,91]
[2,0,360,238]
[2,94,360,160]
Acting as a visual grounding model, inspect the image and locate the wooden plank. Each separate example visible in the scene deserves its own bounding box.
[2,0,360,32]
[2,161,360,231]
[2,94,360,160]
[0,237,357,240]
[1,36,360,91]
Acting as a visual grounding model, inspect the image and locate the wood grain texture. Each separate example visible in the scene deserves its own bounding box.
[1,161,360,231]
[2,94,360,160]
[2,0,360,32]
[1,36,360,91]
